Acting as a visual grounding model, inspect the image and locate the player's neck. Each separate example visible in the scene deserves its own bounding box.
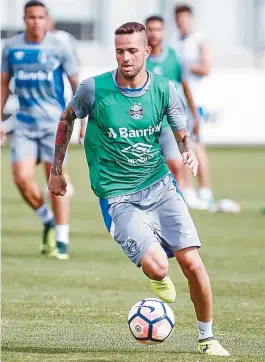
[25,31,45,43]
[180,29,192,37]
[150,43,162,56]
[117,69,148,89]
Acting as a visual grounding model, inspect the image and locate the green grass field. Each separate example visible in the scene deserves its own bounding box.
[2,146,265,362]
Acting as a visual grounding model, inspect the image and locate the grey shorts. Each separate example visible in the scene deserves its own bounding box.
[159,126,182,161]
[11,121,57,164]
[99,174,201,267]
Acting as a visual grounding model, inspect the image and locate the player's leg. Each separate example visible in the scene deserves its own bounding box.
[140,242,176,303]
[182,162,202,208]
[181,111,204,208]
[41,128,70,260]
[152,175,229,355]
[175,247,212,322]
[196,143,214,208]
[99,196,176,303]
[12,158,43,209]
[159,123,184,190]
[11,127,55,253]
[175,247,229,355]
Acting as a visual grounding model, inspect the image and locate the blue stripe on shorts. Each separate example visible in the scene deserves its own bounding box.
[99,198,112,232]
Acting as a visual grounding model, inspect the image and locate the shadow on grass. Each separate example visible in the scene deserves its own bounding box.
[2,345,197,356]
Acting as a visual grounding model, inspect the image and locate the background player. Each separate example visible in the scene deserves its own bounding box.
[169,4,214,209]
[45,13,87,198]
[146,15,200,195]
[48,21,229,356]
[1,0,79,259]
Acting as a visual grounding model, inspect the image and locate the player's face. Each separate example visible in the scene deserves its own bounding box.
[175,11,193,35]
[115,32,151,79]
[24,6,47,37]
[146,20,164,47]
[45,16,55,32]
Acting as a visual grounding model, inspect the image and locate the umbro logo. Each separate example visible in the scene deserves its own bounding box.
[14,51,24,60]
[122,143,153,158]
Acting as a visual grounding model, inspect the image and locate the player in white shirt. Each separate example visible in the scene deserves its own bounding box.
[168,4,214,210]
[44,15,87,199]
[46,15,86,141]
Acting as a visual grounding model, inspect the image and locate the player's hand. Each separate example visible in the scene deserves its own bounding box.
[48,173,67,196]
[182,151,198,177]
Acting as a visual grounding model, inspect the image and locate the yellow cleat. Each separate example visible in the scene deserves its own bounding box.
[198,339,230,356]
[40,221,56,255]
[49,241,69,260]
[50,249,69,260]
[150,275,176,303]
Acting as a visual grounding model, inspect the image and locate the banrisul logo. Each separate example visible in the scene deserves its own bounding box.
[129,103,144,120]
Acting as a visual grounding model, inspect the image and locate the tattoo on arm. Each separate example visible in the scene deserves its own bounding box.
[176,131,197,155]
[50,105,76,176]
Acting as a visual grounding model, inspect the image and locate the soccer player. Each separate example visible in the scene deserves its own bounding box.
[48,22,229,356]
[168,4,214,209]
[0,0,79,259]
[45,14,86,198]
[145,15,200,192]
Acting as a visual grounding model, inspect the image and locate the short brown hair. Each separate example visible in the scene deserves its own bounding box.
[24,0,46,13]
[114,22,146,35]
[175,4,193,15]
[145,15,164,25]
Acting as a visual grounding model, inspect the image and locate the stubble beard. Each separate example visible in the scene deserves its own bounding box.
[120,62,144,79]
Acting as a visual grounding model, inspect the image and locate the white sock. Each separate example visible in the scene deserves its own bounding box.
[35,204,54,224]
[182,188,199,201]
[56,224,69,244]
[198,188,213,200]
[197,320,214,340]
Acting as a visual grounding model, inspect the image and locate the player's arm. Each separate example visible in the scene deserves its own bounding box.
[189,41,211,76]
[61,42,87,142]
[50,104,77,178]
[0,72,10,141]
[182,80,199,136]
[68,74,78,94]
[49,78,94,195]
[180,59,200,136]
[1,72,10,118]
[166,81,198,177]
[1,43,12,140]
[175,129,198,176]
[68,74,87,142]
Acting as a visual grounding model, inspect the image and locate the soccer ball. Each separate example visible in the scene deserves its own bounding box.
[128,298,175,344]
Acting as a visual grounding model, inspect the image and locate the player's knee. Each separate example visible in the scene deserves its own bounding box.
[146,260,168,281]
[13,172,32,190]
[181,260,206,280]
[141,242,169,280]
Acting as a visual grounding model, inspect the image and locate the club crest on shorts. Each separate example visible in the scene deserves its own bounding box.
[125,238,138,255]
[129,103,144,120]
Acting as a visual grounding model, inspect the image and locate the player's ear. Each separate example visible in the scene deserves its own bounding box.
[145,46,152,58]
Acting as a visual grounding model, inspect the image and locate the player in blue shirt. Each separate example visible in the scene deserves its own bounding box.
[1,0,79,259]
